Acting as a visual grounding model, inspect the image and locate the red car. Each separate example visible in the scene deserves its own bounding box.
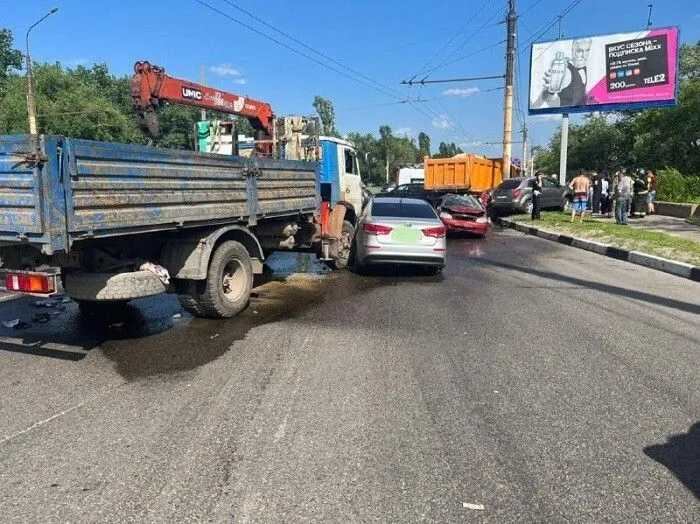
[436,193,490,237]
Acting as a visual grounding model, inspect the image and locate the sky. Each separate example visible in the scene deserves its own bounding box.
[3,0,699,157]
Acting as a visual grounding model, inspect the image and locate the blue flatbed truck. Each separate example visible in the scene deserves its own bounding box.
[0,134,363,318]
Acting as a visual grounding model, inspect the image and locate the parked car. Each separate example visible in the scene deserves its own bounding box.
[436,193,490,237]
[353,197,446,274]
[490,176,570,216]
[380,182,397,193]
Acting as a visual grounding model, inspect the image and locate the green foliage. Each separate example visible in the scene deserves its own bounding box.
[656,169,700,203]
[312,95,338,137]
[417,132,430,159]
[0,29,22,90]
[435,141,463,158]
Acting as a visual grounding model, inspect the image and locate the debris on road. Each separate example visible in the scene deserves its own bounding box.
[31,313,52,323]
[172,313,182,319]
[463,502,485,511]
[108,322,124,329]
[210,333,219,339]
[61,297,72,304]
[2,319,20,328]
[33,299,58,308]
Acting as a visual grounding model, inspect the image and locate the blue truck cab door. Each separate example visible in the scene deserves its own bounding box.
[319,137,362,220]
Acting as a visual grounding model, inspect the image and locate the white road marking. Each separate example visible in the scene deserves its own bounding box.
[463,502,485,510]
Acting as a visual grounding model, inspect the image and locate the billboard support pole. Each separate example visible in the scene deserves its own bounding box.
[559,113,569,185]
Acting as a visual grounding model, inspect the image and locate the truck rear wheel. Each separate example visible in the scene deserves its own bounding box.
[180,241,253,318]
[332,220,355,270]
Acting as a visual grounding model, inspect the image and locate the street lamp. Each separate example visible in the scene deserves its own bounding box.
[26,7,59,138]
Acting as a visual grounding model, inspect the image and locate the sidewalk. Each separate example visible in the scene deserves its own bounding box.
[593,214,700,243]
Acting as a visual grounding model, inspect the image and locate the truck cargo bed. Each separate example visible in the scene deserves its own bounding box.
[0,135,318,254]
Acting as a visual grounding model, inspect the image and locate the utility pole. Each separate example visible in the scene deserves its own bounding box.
[521,123,528,176]
[502,0,516,179]
[26,7,59,151]
[199,64,207,121]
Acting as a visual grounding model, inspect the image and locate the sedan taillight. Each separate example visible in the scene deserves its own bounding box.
[363,223,393,235]
[422,226,446,238]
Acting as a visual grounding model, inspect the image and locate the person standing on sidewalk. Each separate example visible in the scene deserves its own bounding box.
[532,172,543,220]
[600,173,611,216]
[569,170,591,223]
[591,172,602,214]
[632,170,648,218]
[647,170,657,215]
[616,171,633,225]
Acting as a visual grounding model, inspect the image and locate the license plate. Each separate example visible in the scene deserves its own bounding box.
[391,226,422,245]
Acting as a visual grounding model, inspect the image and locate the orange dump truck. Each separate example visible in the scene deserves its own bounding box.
[423,154,503,193]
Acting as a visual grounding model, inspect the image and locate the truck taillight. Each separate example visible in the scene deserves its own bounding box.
[422,226,446,238]
[512,188,522,199]
[4,273,56,294]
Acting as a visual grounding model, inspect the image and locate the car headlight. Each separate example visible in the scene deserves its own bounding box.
[476,216,488,223]
[439,211,452,219]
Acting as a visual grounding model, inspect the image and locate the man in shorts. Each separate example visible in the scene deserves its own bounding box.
[568,170,591,222]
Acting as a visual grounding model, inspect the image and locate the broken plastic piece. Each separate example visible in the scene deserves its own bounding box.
[33,299,58,308]
[140,262,170,284]
[2,319,20,328]
[32,313,51,323]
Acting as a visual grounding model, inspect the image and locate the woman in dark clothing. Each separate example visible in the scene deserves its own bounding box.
[532,172,543,220]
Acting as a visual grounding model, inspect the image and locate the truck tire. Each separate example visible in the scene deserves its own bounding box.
[195,240,253,318]
[177,280,209,317]
[65,270,166,302]
[333,220,355,270]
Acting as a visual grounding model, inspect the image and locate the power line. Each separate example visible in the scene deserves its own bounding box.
[412,0,492,77]
[217,0,407,99]
[416,40,507,79]
[429,12,505,75]
[402,74,504,86]
[193,0,401,101]
[196,0,494,146]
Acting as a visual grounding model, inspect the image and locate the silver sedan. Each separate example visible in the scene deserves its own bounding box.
[353,197,446,273]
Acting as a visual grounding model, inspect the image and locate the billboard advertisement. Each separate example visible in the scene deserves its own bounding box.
[528,27,679,115]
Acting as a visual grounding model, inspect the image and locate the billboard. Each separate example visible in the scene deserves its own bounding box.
[528,27,679,115]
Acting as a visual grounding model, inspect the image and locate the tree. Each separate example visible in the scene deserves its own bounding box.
[313,95,338,137]
[435,141,463,158]
[417,132,430,160]
[0,29,22,90]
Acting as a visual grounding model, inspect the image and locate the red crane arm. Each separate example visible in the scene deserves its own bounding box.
[131,61,274,143]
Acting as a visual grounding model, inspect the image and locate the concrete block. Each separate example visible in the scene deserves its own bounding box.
[656,202,698,219]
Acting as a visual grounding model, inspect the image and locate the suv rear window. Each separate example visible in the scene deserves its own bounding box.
[497,179,523,190]
[372,201,437,219]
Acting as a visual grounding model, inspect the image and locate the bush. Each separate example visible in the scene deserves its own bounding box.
[656,168,700,203]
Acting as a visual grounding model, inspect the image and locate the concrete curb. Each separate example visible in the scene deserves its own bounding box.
[498,218,700,282]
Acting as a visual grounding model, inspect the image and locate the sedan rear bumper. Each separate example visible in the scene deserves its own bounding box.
[363,254,445,267]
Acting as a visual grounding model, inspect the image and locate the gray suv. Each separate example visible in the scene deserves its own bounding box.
[490,177,570,216]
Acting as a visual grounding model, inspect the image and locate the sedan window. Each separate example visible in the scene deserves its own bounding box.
[372,201,438,219]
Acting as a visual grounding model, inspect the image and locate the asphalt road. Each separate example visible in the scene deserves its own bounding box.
[0,228,698,523]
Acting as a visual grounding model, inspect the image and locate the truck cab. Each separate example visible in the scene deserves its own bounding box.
[318,137,363,224]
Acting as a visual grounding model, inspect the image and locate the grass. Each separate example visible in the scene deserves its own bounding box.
[511,212,700,266]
